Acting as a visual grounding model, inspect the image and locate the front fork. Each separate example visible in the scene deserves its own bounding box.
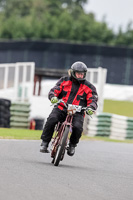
[51,115,73,158]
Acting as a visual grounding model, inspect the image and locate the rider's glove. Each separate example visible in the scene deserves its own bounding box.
[86,107,94,115]
[51,96,58,104]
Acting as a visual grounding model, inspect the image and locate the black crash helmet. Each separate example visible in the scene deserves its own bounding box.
[71,61,88,81]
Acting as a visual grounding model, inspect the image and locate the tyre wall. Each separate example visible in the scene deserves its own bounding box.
[87,113,133,140]
[10,102,30,129]
[0,98,11,128]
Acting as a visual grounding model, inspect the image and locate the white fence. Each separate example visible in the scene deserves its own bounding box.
[0,62,35,101]
[86,67,107,113]
[82,67,107,134]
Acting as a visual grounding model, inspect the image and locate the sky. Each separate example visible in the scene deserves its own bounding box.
[84,0,133,32]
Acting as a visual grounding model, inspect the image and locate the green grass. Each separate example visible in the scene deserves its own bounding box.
[103,99,133,117]
[82,135,133,143]
[0,128,41,140]
[0,128,133,143]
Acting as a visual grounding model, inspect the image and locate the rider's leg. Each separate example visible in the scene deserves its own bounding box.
[71,112,84,144]
[67,113,84,156]
[40,107,66,153]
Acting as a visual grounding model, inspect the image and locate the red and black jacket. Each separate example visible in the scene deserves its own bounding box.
[48,76,98,111]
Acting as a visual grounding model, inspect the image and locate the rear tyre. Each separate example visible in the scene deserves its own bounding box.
[54,126,69,166]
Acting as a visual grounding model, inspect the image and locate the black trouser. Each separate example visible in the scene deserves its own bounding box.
[41,107,84,145]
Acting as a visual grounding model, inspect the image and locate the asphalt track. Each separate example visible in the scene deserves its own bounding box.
[0,139,133,200]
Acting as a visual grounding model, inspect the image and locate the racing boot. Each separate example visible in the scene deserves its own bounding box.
[67,143,76,156]
[40,141,49,153]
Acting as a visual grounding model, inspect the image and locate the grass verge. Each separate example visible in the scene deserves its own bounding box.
[103,99,133,117]
[0,128,133,143]
[82,135,133,143]
[0,128,41,140]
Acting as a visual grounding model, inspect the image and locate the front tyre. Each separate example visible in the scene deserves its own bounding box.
[54,126,69,166]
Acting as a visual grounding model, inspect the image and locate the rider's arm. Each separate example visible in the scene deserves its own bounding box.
[48,77,65,100]
[86,84,98,111]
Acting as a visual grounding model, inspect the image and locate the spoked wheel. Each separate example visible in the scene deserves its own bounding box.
[53,126,69,166]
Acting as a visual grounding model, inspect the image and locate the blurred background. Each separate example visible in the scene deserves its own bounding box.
[85,0,133,33]
[0,0,133,136]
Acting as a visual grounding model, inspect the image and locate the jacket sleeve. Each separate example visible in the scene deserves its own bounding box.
[48,77,64,100]
[86,84,98,110]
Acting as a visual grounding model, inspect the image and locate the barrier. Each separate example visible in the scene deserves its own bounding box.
[87,113,133,140]
[0,62,35,101]
[0,98,11,128]
[10,102,30,129]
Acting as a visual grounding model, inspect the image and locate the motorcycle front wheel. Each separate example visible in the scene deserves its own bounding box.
[53,126,69,166]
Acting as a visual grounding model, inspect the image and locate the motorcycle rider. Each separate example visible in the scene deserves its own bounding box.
[40,61,98,156]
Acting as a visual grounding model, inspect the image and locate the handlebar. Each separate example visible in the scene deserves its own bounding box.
[57,99,67,108]
[51,99,95,117]
[52,99,87,110]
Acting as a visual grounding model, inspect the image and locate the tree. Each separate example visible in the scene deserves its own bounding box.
[0,0,132,46]
[114,22,133,47]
